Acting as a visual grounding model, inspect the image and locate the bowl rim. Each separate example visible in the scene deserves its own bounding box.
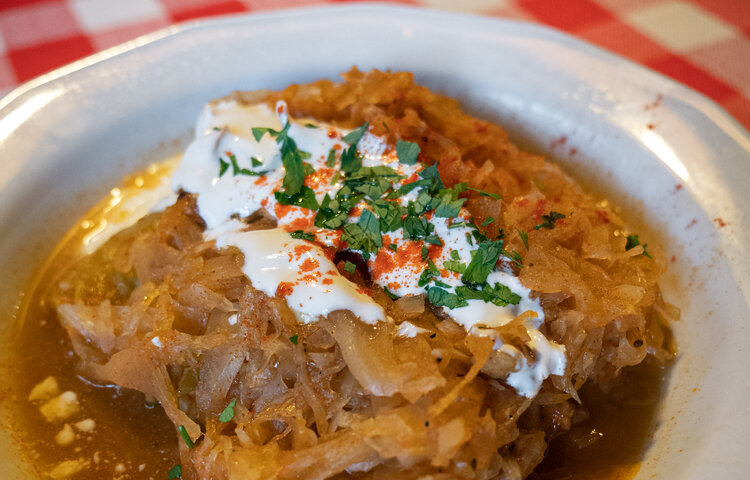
[1,3,749,147]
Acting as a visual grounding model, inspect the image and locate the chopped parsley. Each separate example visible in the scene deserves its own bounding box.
[516,227,529,250]
[456,283,521,307]
[342,122,369,145]
[626,234,652,258]
[274,186,319,210]
[396,140,420,165]
[218,153,266,177]
[418,260,440,287]
[433,186,466,218]
[168,465,182,479]
[462,241,503,285]
[449,221,468,229]
[444,258,466,273]
[383,286,398,300]
[251,126,280,142]
[534,211,566,230]
[219,398,237,423]
[341,210,382,258]
[289,334,299,345]
[468,187,502,200]
[177,425,194,449]
[245,117,539,316]
[252,123,308,195]
[427,287,466,309]
[326,148,337,167]
[289,230,315,241]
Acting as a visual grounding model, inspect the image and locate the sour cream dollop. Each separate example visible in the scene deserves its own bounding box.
[171,99,566,397]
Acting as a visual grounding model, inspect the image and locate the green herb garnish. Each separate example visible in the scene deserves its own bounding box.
[326,148,337,168]
[342,122,369,145]
[534,211,566,230]
[177,425,194,449]
[219,398,237,423]
[289,230,315,241]
[625,234,652,258]
[344,261,357,273]
[341,210,382,258]
[468,187,502,200]
[396,140,420,165]
[168,465,182,479]
[462,240,503,285]
[289,334,299,345]
[516,228,529,250]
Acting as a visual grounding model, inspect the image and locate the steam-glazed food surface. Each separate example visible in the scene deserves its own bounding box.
[12,69,676,479]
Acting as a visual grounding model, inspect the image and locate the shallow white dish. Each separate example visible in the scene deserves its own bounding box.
[1,4,749,479]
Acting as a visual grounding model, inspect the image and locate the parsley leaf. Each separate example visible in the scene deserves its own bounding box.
[370,199,404,232]
[433,187,466,218]
[421,245,428,261]
[387,178,431,199]
[424,235,442,246]
[418,163,445,193]
[339,144,362,173]
[444,260,466,273]
[219,158,229,177]
[278,127,306,195]
[224,153,266,176]
[418,260,440,287]
[481,217,495,227]
[427,287,467,309]
[326,148,337,168]
[289,334,299,345]
[344,261,356,273]
[455,282,521,307]
[468,187,502,200]
[168,465,182,479]
[625,234,652,259]
[396,140,420,165]
[342,122,369,145]
[219,398,237,423]
[274,186,319,211]
[341,210,382,257]
[516,227,529,250]
[403,210,434,241]
[251,126,280,142]
[534,211,566,230]
[315,190,363,229]
[251,157,263,167]
[389,243,398,252]
[462,240,503,285]
[289,230,315,241]
[383,286,398,300]
[177,425,194,449]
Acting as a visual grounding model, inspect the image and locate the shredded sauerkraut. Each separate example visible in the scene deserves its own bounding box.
[48,69,676,479]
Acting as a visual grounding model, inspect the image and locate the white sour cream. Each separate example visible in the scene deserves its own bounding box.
[169,98,567,397]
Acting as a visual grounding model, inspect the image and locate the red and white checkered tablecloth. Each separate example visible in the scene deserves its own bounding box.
[0,0,748,130]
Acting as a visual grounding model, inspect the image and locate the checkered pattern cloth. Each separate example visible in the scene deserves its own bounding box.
[1,0,748,130]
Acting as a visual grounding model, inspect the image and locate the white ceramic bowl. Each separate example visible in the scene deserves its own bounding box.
[1,4,748,478]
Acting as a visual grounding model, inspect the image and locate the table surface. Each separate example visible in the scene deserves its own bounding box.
[0,0,748,131]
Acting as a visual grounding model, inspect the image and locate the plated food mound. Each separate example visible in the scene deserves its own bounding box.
[38,69,675,479]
